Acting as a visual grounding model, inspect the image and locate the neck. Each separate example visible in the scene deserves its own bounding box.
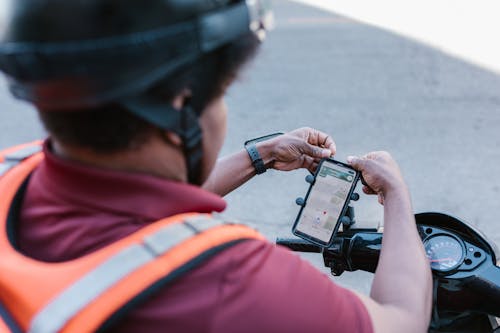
[50,137,187,182]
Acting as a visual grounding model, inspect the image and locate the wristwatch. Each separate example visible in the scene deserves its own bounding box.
[244,132,283,174]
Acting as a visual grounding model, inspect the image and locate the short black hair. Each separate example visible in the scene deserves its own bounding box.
[39,33,260,153]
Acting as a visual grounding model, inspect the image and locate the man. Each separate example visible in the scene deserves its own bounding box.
[0,1,432,332]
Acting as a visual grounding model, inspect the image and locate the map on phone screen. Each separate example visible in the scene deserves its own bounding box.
[295,162,356,243]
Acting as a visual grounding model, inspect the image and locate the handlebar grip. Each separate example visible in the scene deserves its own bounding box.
[276,238,322,253]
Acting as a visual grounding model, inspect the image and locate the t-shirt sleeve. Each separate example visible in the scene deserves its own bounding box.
[211,239,374,333]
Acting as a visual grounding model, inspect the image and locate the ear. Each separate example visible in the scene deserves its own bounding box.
[171,88,192,110]
[163,131,183,147]
[164,88,192,147]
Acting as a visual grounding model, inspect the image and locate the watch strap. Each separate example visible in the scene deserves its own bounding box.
[244,132,283,175]
[245,143,267,174]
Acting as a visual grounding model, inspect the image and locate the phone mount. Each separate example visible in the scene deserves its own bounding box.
[295,174,360,231]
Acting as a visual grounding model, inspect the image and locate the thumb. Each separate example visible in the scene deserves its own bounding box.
[347,155,366,171]
[299,142,332,158]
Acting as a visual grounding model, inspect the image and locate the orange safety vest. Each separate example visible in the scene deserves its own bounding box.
[0,142,265,333]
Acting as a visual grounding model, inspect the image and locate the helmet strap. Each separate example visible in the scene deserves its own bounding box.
[179,105,204,185]
[121,97,204,185]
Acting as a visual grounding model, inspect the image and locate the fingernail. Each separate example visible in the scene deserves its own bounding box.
[323,149,331,157]
[347,156,356,163]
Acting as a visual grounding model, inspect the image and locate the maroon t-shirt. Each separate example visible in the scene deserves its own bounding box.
[18,143,373,333]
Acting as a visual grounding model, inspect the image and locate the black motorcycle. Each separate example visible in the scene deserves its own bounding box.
[277,203,500,332]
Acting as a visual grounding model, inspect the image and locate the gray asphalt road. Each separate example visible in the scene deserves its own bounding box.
[1,0,499,293]
[221,1,500,291]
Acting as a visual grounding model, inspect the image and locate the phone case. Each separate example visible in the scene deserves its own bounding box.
[292,158,360,247]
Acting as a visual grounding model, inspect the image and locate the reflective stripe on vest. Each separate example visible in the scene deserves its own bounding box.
[0,142,43,177]
[30,217,225,333]
[0,143,266,333]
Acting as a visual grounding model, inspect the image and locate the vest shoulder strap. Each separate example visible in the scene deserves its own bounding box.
[0,141,43,177]
[28,212,264,333]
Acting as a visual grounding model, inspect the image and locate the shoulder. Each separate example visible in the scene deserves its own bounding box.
[109,238,373,333]
[210,239,374,333]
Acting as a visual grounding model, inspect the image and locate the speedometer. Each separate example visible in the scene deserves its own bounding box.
[424,235,464,272]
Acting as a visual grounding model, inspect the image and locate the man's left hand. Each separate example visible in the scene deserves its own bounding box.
[261,127,336,173]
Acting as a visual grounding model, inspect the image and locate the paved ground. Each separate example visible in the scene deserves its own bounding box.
[1,0,499,294]
[221,0,500,292]
[291,0,500,74]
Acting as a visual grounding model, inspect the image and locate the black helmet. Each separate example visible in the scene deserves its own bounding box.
[0,0,273,183]
[0,0,273,109]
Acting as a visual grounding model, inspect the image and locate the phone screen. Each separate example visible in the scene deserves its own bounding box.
[294,160,358,244]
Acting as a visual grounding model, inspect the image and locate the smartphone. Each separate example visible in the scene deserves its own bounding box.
[292,158,360,247]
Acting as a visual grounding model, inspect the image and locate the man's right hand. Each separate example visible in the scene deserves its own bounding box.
[347,151,407,205]
[346,151,432,333]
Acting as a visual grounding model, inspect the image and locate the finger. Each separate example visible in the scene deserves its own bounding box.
[360,175,368,186]
[313,156,323,163]
[365,151,388,160]
[313,131,336,156]
[324,138,336,156]
[364,152,379,159]
[363,185,377,195]
[300,155,316,172]
[308,161,320,174]
[346,155,367,171]
[299,141,332,159]
[378,193,385,205]
[295,128,336,156]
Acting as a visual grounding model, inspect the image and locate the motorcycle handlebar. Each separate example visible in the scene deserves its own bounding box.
[276,231,383,275]
[276,219,500,329]
[276,238,322,253]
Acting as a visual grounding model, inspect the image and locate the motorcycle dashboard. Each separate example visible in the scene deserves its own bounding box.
[420,225,487,274]
[416,212,498,266]
[424,234,464,272]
